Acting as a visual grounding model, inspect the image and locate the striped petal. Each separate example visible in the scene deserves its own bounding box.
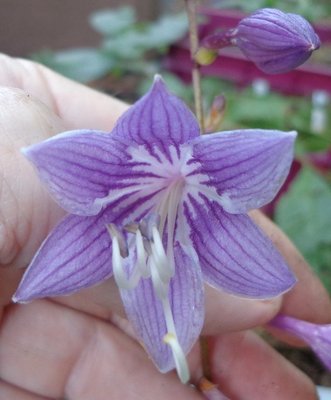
[13,212,113,302]
[23,130,162,216]
[184,195,296,298]
[190,129,296,214]
[120,243,204,372]
[112,76,200,160]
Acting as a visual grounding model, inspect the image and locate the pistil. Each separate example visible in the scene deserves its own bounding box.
[108,181,190,384]
[164,333,190,384]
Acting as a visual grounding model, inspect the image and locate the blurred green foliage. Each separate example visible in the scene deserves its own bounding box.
[275,167,331,293]
[32,6,188,83]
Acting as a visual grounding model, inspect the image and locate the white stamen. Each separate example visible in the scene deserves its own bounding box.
[164,333,190,384]
[151,226,172,282]
[107,225,141,290]
[136,229,150,278]
[150,255,169,300]
[166,180,184,277]
[162,297,190,384]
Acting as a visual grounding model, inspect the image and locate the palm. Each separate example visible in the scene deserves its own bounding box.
[0,54,329,399]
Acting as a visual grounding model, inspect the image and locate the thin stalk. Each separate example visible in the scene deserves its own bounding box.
[185,0,205,133]
[199,335,212,381]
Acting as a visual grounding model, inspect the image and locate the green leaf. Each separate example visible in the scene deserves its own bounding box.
[102,30,150,59]
[102,12,188,59]
[89,6,136,36]
[144,13,188,48]
[275,167,331,292]
[32,48,112,83]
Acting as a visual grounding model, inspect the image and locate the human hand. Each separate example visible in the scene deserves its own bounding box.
[0,53,330,400]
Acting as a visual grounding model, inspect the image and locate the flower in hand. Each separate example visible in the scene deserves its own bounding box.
[13,76,297,382]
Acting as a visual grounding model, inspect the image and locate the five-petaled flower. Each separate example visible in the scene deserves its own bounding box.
[13,76,297,382]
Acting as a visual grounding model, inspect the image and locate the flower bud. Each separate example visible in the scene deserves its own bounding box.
[270,314,331,371]
[195,47,218,66]
[231,8,320,74]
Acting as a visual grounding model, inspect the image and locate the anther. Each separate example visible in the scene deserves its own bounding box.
[124,222,139,234]
[106,223,140,290]
[106,223,128,258]
[139,213,160,240]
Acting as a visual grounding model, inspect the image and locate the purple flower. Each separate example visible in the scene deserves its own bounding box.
[232,8,320,74]
[13,76,296,382]
[270,314,331,371]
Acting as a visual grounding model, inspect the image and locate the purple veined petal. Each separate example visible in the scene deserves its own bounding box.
[23,129,162,216]
[111,75,200,160]
[13,212,114,302]
[189,129,296,214]
[184,195,296,299]
[120,242,204,372]
[238,42,313,75]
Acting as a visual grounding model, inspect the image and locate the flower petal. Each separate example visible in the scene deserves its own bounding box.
[120,243,204,372]
[112,76,200,158]
[13,213,113,302]
[190,129,296,213]
[184,196,296,298]
[23,130,161,216]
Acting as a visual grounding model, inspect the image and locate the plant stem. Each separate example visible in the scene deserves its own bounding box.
[185,0,205,133]
[199,335,212,381]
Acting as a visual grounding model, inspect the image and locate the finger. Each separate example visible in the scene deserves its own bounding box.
[0,380,52,400]
[0,87,65,272]
[56,210,331,334]
[0,300,203,400]
[251,210,331,324]
[54,277,281,336]
[0,53,128,130]
[208,331,318,400]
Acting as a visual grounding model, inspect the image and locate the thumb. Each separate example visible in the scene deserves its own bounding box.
[0,87,66,271]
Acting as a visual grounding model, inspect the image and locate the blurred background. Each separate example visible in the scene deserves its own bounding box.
[1,0,331,390]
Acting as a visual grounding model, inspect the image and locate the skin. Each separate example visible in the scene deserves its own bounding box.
[0,53,330,400]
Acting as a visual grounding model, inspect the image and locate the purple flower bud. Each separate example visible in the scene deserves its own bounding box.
[270,314,331,371]
[231,8,320,74]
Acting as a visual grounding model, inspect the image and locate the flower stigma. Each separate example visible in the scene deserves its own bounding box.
[164,333,190,384]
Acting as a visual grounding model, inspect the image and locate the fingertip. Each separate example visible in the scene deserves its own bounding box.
[203,286,282,334]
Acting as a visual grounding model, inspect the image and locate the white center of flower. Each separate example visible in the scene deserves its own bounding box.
[106,144,203,383]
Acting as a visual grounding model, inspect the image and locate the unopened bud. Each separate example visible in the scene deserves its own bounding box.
[232,8,320,74]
